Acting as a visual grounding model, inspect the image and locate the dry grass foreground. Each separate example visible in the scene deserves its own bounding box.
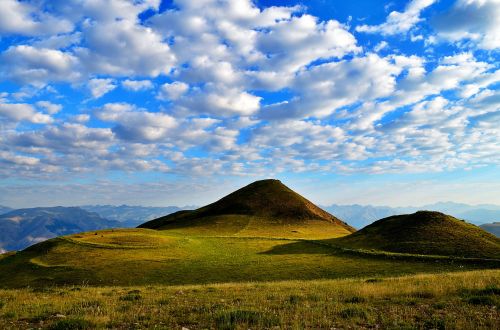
[0,270,498,329]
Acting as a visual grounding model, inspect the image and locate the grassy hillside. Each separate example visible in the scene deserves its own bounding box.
[334,211,500,259]
[0,270,498,329]
[140,179,355,234]
[1,227,495,288]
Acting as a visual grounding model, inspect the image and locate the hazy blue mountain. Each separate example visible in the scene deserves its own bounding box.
[0,207,121,252]
[323,204,400,229]
[81,205,195,226]
[0,206,13,216]
[454,209,500,224]
[480,223,500,237]
[324,202,500,229]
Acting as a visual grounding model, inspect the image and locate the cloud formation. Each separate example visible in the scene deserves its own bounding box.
[0,0,498,206]
[357,0,436,35]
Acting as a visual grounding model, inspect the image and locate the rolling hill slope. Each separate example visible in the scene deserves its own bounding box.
[0,182,498,288]
[140,179,355,238]
[334,211,500,259]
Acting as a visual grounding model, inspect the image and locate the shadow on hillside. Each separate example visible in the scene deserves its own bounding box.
[260,240,338,255]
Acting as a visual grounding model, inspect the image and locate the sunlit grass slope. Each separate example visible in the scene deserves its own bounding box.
[334,211,500,259]
[139,179,355,236]
[0,270,499,329]
[0,228,496,288]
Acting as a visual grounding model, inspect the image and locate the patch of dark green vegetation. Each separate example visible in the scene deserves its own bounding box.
[365,278,383,283]
[69,300,102,314]
[215,310,279,330]
[466,296,497,306]
[460,285,500,307]
[410,291,435,299]
[344,296,366,303]
[48,318,94,330]
[288,294,303,304]
[421,316,446,330]
[339,307,368,319]
[119,291,141,301]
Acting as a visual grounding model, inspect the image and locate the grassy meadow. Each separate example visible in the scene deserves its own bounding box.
[0,227,497,288]
[0,270,498,329]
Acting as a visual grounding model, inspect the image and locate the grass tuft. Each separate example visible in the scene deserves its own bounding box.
[119,292,141,301]
[339,306,367,319]
[215,310,279,330]
[344,296,366,303]
[48,318,94,330]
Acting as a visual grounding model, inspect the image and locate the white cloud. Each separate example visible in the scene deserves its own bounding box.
[36,101,62,114]
[76,20,176,77]
[122,79,154,92]
[0,103,53,124]
[0,0,73,36]
[374,41,389,52]
[260,54,401,119]
[157,82,189,101]
[179,86,261,116]
[256,14,360,72]
[87,78,117,99]
[0,46,80,86]
[0,151,40,166]
[95,103,178,143]
[357,0,437,35]
[432,0,500,50]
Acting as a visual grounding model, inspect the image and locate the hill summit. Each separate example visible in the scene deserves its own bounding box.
[335,211,500,259]
[140,179,355,236]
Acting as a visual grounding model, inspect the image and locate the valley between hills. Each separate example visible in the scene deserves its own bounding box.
[0,179,499,329]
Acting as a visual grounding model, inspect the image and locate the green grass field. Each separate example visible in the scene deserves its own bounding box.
[0,225,498,288]
[0,270,498,329]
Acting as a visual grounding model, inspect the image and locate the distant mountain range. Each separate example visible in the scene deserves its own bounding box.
[0,206,13,216]
[323,202,500,233]
[0,207,122,252]
[80,205,192,226]
[480,223,500,237]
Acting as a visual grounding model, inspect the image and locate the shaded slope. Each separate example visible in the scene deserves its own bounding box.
[334,211,500,259]
[139,179,355,236]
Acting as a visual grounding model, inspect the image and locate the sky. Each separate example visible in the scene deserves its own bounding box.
[0,0,499,208]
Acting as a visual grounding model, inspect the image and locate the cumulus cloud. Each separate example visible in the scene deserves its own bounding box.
[36,101,62,114]
[0,103,53,124]
[0,45,80,86]
[260,54,401,119]
[77,19,176,77]
[122,79,154,92]
[0,0,73,36]
[431,0,500,50]
[87,78,117,99]
[357,0,437,35]
[0,0,498,188]
[95,103,177,143]
[157,82,189,101]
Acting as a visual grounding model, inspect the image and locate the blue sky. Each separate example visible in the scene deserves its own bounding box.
[0,0,499,208]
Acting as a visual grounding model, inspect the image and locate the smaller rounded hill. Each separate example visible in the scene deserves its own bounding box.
[334,211,500,259]
[139,179,355,238]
